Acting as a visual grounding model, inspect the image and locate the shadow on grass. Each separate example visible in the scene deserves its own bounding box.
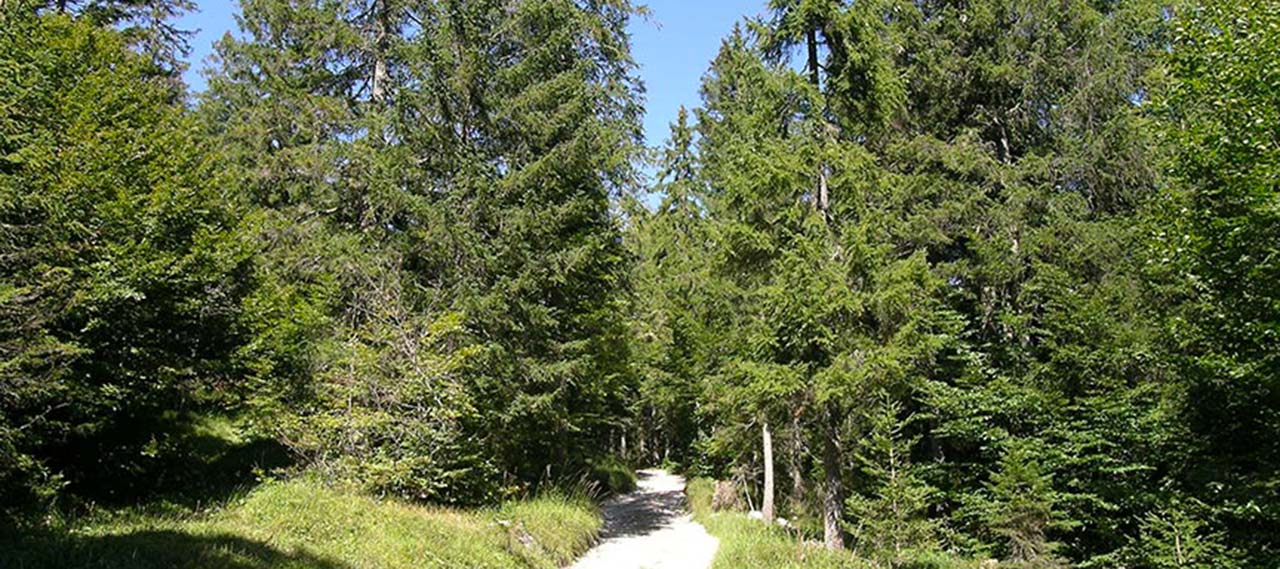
[52,427,296,513]
[2,528,352,569]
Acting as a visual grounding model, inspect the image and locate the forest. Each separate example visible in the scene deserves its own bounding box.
[1,0,1277,567]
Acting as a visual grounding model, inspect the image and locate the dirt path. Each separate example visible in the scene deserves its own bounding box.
[569,469,719,569]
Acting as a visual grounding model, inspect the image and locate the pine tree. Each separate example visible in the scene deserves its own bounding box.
[981,440,1067,568]
[30,0,195,74]
[689,18,956,551]
[1127,498,1240,568]
[626,108,717,467]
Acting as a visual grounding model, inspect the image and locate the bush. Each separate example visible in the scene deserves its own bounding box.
[584,455,637,496]
[0,12,252,519]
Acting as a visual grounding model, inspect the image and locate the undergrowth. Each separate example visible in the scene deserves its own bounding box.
[686,478,981,569]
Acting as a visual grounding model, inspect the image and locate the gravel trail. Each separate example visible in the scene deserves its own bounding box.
[569,469,719,569]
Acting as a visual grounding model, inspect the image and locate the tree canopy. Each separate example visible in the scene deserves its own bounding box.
[2,0,1278,566]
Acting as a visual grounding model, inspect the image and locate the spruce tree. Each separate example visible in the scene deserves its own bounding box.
[203,0,645,499]
[32,0,195,74]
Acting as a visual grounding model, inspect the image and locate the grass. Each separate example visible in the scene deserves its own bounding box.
[686,478,870,569]
[2,477,601,569]
[686,478,982,569]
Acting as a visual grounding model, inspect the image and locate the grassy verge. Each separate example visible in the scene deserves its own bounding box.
[2,477,601,569]
[686,478,869,569]
[686,478,981,569]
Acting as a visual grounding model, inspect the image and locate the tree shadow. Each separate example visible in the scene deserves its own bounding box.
[2,528,352,569]
[596,470,687,539]
[50,417,295,512]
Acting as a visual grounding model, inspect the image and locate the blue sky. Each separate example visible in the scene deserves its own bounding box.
[176,1,765,149]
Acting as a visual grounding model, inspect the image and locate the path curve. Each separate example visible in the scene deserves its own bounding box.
[569,469,719,569]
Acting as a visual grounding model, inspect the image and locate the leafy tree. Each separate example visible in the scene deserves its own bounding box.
[0,9,249,515]
[1156,0,1280,562]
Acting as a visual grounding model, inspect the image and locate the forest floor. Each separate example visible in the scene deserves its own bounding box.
[569,469,719,569]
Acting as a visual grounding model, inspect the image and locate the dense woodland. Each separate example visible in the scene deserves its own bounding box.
[1,0,1277,567]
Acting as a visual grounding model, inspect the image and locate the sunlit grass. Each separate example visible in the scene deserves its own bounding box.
[686,478,870,569]
[3,477,601,569]
[687,478,981,569]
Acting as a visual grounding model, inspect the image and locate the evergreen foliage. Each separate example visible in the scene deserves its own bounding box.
[626,0,1279,566]
[1,0,1279,567]
[200,0,644,503]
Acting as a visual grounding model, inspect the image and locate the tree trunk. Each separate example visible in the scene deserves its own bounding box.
[371,0,391,104]
[928,424,947,517]
[806,25,830,218]
[762,421,775,523]
[803,11,842,553]
[818,165,829,215]
[821,408,845,550]
[789,413,806,516]
[806,27,820,88]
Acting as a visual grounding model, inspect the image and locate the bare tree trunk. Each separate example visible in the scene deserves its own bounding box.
[370,0,391,104]
[762,421,775,523]
[821,408,845,550]
[818,166,829,214]
[806,25,831,218]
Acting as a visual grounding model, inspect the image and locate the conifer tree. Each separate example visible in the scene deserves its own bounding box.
[203,0,645,499]
[626,108,717,467]
[32,0,195,74]
[846,396,941,567]
[981,441,1067,568]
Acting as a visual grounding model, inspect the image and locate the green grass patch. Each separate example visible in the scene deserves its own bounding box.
[495,492,601,568]
[686,478,868,569]
[686,478,979,569]
[2,477,601,569]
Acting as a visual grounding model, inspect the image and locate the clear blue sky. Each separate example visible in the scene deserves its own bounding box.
[176,1,765,149]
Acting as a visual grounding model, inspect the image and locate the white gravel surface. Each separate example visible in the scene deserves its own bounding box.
[569,469,719,569]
